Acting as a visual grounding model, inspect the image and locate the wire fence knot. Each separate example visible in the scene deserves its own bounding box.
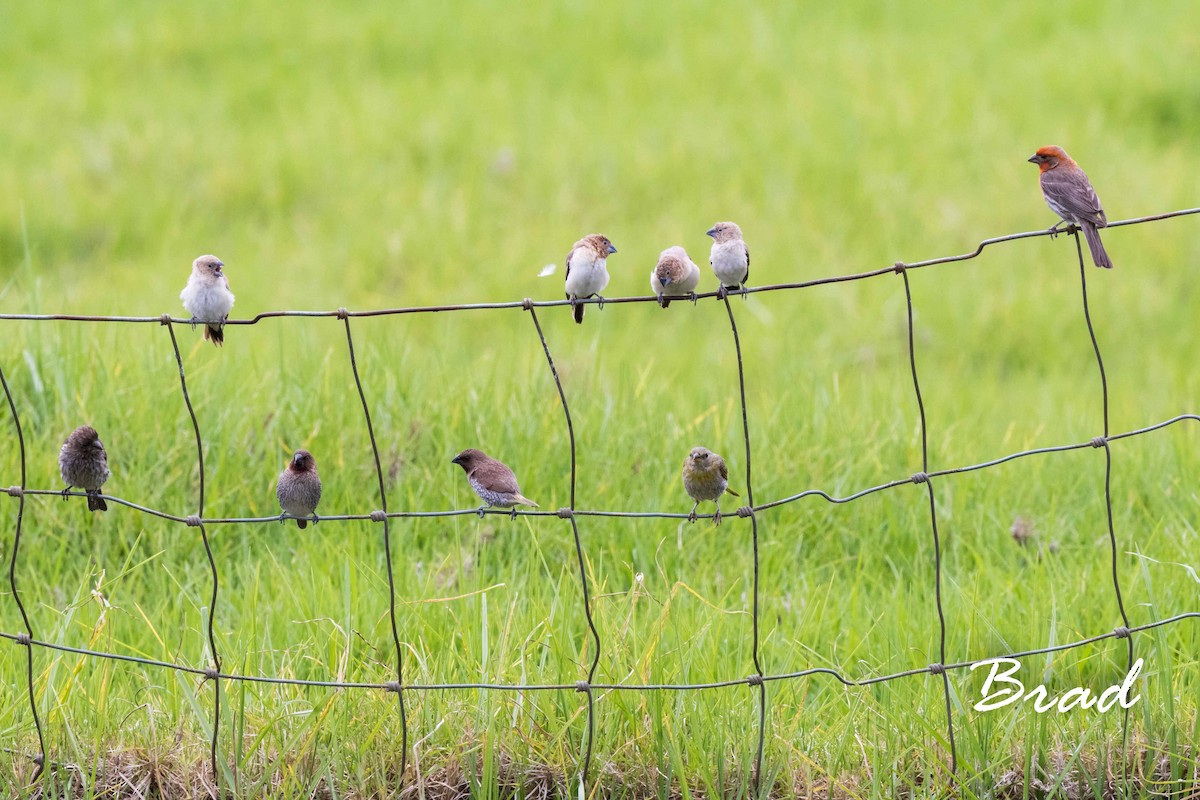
[16,632,31,646]
[336,307,349,320]
[522,297,533,311]
[928,663,946,675]
[32,754,44,767]
[556,507,574,519]
[911,472,929,484]
[5,485,22,497]
[385,680,402,693]
[893,261,908,274]
[184,515,202,527]
[203,667,219,681]
[1114,626,1131,639]
[747,673,764,686]
[736,505,755,518]
[159,313,172,325]
[574,680,590,693]
[1091,436,1107,448]
[369,510,387,523]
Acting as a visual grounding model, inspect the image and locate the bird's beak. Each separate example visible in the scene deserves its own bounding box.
[1026,155,1039,164]
[705,227,717,238]
[607,244,617,255]
[450,456,461,464]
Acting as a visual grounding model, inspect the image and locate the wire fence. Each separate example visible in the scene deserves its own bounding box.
[3,206,1200,795]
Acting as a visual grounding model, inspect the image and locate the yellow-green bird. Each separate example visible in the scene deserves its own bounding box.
[682,446,739,525]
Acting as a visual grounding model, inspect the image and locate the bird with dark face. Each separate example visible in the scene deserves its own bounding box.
[682,446,739,525]
[1028,146,1113,269]
[451,448,539,515]
[564,234,618,324]
[706,221,750,294]
[650,246,701,308]
[180,254,236,344]
[277,449,322,529]
[59,425,111,511]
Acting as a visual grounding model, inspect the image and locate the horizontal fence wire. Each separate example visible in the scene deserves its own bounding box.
[3,206,1200,796]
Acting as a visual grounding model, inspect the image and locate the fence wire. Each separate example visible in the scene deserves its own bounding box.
[3,207,1200,795]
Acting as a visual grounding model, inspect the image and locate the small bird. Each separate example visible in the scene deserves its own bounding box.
[59,425,111,512]
[1028,146,1113,269]
[564,234,617,324]
[180,254,236,345]
[277,449,322,529]
[706,221,750,294]
[451,448,539,515]
[681,446,739,525]
[650,246,701,308]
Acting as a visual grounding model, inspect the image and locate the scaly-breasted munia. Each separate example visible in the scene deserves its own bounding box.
[451,448,539,514]
[650,246,701,308]
[564,234,617,324]
[277,449,322,529]
[682,446,739,525]
[180,254,236,344]
[59,425,111,511]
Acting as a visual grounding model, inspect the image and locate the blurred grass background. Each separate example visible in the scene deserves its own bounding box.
[1,0,1199,796]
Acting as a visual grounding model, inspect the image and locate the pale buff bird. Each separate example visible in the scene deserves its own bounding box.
[650,246,701,308]
[180,254,235,345]
[564,234,617,324]
[706,221,750,294]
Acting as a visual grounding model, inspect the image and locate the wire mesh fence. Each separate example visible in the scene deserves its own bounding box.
[3,206,1200,795]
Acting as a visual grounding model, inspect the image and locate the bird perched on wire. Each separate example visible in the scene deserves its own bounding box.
[277,449,322,529]
[59,425,111,512]
[682,446,739,525]
[180,254,236,345]
[451,448,539,516]
[706,221,750,295]
[650,246,701,308]
[564,234,617,324]
[1028,146,1113,269]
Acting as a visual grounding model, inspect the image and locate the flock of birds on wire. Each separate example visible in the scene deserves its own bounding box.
[54,146,1112,527]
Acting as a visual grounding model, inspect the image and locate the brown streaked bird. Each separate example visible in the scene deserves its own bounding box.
[451,448,539,515]
[681,446,739,525]
[650,246,701,308]
[59,425,111,512]
[180,254,236,345]
[1028,146,1113,268]
[277,449,322,529]
[564,234,617,324]
[706,221,750,294]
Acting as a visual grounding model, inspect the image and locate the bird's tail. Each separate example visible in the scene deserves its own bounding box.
[297,519,308,530]
[205,323,226,346]
[87,491,107,512]
[1082,223,1113,269]
[514,494,540,508]
[573,303,585,324]
[725,486,740,497]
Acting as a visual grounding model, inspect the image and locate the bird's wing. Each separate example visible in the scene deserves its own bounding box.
[1042,169,1105,225]
[742,241,750,282]
[718,459,729,482]
[479,462,522,495]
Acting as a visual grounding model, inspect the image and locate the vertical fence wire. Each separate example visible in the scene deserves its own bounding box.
[340,312,409,787]
[526,304,601,792]
[1,364,46,782]
[899,268,957,776]
[720,293,768,791]
[1072,233,1135,792]
[163,320,224,786]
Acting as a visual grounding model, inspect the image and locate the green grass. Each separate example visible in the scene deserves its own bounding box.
[2,1,1200,796]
